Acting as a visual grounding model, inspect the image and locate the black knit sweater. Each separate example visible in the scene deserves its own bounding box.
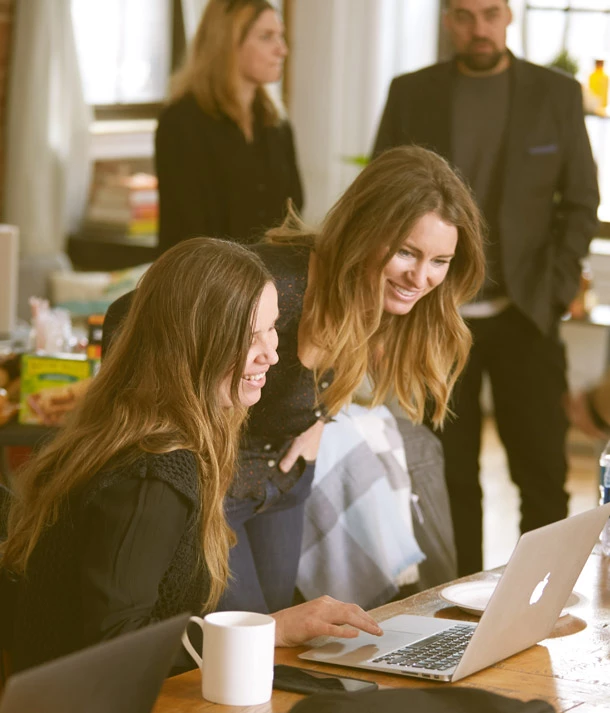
[8,449,208,672]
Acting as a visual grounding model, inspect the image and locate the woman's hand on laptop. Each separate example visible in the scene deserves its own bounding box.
[272,595,383,647]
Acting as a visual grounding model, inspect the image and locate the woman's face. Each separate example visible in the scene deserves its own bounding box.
[237,9,287,86]
[382,212,458,316]
[220,281,279,408]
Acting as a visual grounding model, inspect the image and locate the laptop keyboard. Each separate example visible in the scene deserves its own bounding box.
[371,624,475,671]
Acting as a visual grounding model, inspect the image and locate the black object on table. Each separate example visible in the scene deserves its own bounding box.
[67,229,158,272]
[0,422,57,485]
[0,422,55,448]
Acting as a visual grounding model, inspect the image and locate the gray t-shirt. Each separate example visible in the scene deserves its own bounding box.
[452,70,510,300]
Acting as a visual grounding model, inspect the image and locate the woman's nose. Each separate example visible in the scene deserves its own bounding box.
[259,336,279,366]
[267,346,279,366]
[408,262,428,289]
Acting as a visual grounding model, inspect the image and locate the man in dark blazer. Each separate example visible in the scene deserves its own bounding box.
[373,0,599,575]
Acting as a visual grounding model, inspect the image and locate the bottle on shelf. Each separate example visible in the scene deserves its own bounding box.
[589,58,609,114]
[598,440,610,556]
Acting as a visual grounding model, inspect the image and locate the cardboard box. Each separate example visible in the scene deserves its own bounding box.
[19,354,93,426]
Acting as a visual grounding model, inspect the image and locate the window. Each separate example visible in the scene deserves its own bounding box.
[521,1,610,224]
[71,0,183,119]
[523,1,610,72]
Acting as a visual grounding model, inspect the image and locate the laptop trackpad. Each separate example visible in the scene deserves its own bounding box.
[382,615,454,635]
[300,616,452,666]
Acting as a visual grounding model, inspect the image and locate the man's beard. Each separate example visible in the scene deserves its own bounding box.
[456,42,506,73]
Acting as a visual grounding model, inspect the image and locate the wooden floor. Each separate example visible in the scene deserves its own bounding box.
[481,418,601,569]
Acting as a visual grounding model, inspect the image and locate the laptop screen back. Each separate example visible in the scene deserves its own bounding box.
[0,614,190,713]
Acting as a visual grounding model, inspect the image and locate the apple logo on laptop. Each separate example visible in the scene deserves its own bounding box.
[529,572,551,605]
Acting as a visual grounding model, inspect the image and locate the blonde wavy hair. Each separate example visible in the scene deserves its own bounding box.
[170,0,281,135]
[2,238,272,610]
[267,145,486,427]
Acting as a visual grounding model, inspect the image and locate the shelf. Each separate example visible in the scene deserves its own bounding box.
[90,119,156,160]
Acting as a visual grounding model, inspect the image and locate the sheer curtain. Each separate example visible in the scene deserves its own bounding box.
[4,0,91,259]
[72,0,172,105]
[181,0,208,41]
[289,0,440,222]
[506,0,527,58]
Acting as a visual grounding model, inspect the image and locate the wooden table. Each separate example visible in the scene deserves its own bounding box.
[153,551,610,713]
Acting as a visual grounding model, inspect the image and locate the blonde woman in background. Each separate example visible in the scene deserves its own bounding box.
[0,238,382,675]
[156,0,302,253]
[103,146,487,615]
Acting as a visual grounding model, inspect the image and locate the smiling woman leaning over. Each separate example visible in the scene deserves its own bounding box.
[0,238,382,675]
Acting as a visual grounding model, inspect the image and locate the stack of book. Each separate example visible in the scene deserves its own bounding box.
[84,164,158,238]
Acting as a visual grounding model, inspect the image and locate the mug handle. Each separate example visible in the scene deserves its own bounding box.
[181,615,205,669]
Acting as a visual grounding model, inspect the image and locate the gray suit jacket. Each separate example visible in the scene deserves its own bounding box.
[373,55,600,334]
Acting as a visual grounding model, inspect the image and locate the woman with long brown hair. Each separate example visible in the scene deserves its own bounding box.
[156,0,302,253]
[103,145,486,616]
[0,238,381,674]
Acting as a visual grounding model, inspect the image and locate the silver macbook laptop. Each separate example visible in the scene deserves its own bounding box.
[0,614,190,713]
[300,503,610,683]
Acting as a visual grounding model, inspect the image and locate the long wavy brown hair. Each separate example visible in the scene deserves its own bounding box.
[266,146,486,427]
[2,238,272,610]
[170,0,281,135]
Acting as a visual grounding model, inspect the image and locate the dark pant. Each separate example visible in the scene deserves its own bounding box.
[217,463,315,613]
[438,307,569,576]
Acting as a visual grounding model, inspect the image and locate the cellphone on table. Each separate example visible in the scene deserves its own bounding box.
[273,664,378,695]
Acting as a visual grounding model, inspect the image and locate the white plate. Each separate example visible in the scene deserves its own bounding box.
[440,581,580,617]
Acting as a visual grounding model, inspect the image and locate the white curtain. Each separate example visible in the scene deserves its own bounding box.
[181,0,208,42]
[506,0,526,58]
[289,0,440,223]
[4,0,92,258]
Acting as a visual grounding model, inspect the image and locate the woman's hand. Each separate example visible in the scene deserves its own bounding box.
[272,596,383,647]
[279,420,326,473]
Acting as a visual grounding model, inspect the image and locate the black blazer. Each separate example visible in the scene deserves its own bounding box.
[155,93,303,254]
[373,55,600,335]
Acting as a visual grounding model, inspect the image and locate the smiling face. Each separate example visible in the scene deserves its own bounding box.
[237,8,287,87]
[382,212,458,316]
[444,0,512,75]
[220,281,279,408]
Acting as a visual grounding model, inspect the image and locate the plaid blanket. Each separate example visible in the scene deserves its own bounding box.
[296,404,424,610]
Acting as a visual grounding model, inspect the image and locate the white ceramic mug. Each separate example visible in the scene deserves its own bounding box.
[181,611,275,705]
